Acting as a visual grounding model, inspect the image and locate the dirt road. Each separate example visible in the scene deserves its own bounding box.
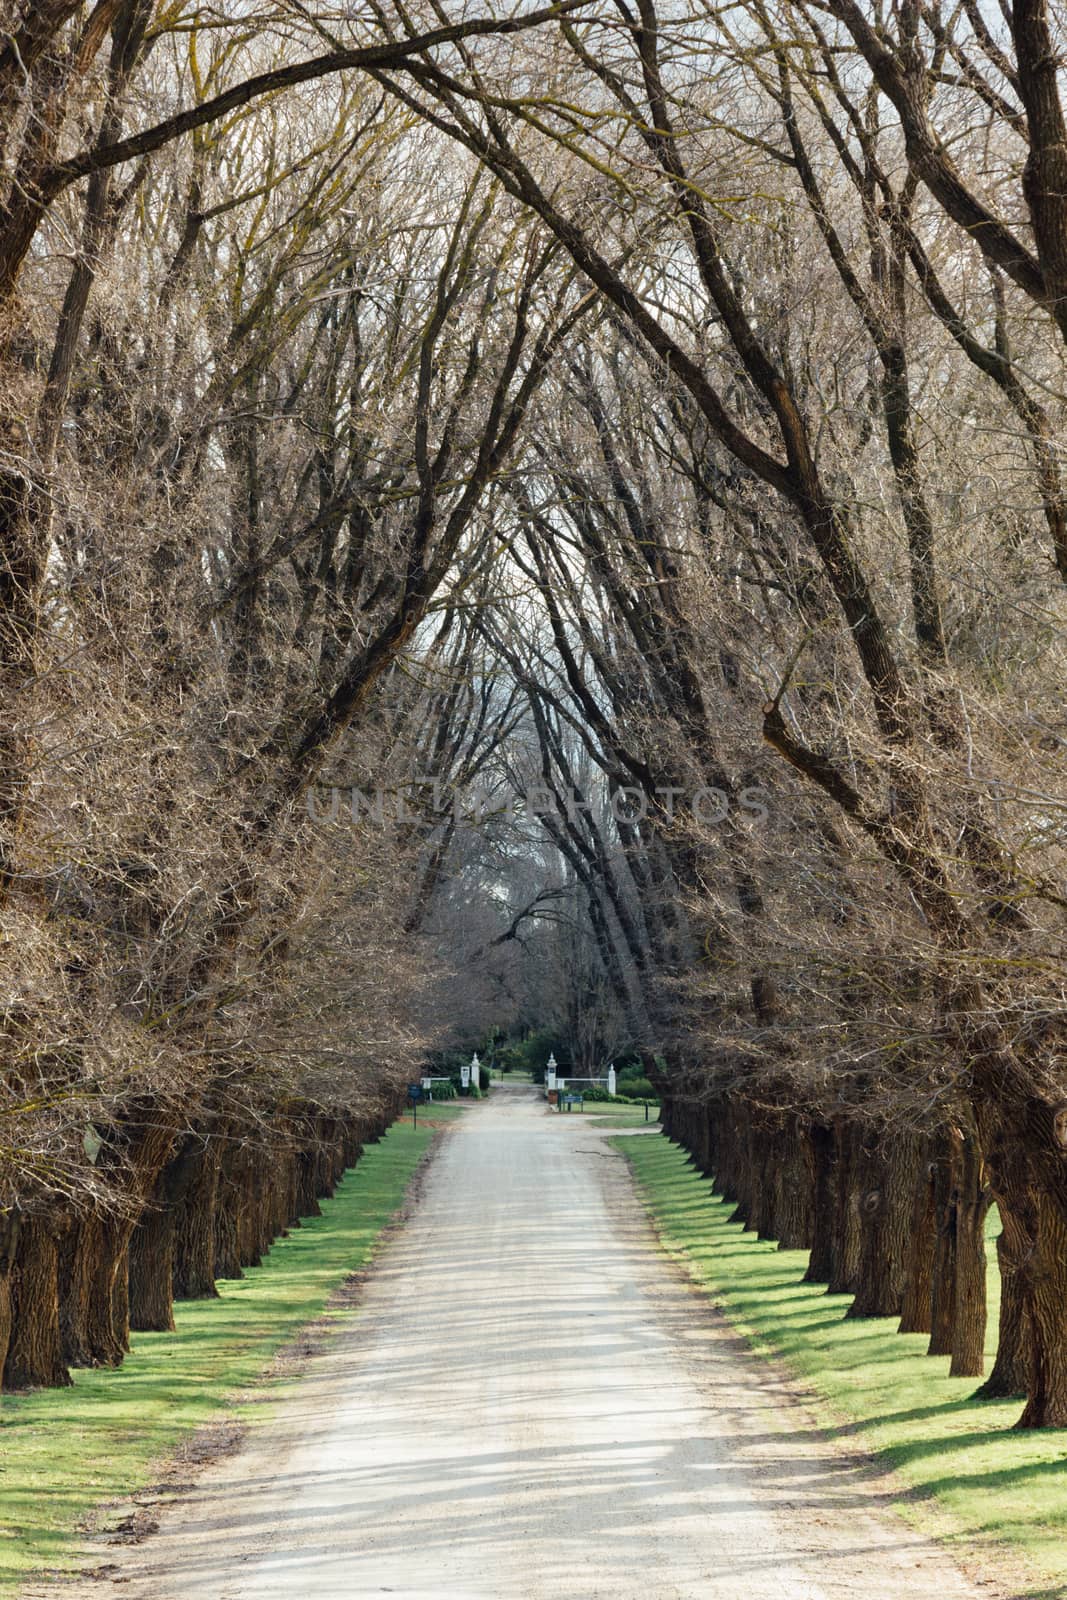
[69,1084,984,1600]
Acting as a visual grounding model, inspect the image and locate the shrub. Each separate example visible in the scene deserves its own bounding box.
[618,1075,656,1100]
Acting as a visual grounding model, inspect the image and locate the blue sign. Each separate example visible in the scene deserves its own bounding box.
[407,1084,424,1102]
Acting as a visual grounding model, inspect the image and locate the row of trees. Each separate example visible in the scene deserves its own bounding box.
[0,2,588,1388]
[368,0,1066,1425]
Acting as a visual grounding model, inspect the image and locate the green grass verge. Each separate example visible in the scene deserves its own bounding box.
[618,1132,1067,1598]
[0,1103,462,1596]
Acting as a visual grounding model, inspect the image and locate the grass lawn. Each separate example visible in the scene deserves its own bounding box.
[584,1101,661,1128]
[0,1102,462,1596]
[618,1131,1067,1598]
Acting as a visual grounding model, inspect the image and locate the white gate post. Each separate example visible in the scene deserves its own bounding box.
[546,1051,557,1093]
[471,1051,481,1090]
[607,1063,617,1097]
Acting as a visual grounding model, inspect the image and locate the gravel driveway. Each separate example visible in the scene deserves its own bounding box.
[62,1083,985,1600]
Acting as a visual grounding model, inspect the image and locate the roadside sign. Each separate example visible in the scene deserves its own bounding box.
[407,1084,423,1102]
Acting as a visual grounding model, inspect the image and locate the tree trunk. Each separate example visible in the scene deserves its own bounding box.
[898,1145,936,1334]
[728,1105,755,1229]
[0,1210,20,1379]
[0,1272,11,1382]
[1014,1190,1067,1428]
[975,1213,1031,1400]
[927,1130,960,1357]
[970,1090,1067,1425]
[58,1214,129,1367]
[230,1145,259,1267]
[129,1126,213,1329]
[776,1119,814,1250]
[296,1150,323,1220]
[804,1122,835,1283]
[949,1131,989,1377]
[128,1206,176,1332]
[3,1214,71,1390]
[173,1129,226,1301]
[242,1144,269,1268]
[827,1119,861,1296]
[112,1242,129,1348]
[276,1146,299,1234]
[847,1133,912,1320]
[752,1117,779,1241]
[699,1103,717,1178]
[213,1147,246,1281]
[711,1102,740,1203]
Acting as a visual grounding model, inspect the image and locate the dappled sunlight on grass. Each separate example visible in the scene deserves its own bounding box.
[620,1134,1067,1595]
[0,1105,462,1595]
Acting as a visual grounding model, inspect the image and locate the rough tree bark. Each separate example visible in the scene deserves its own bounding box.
[128,1130,204,1332]
[949,1130,989,1378]
[927,1131,960,1358]
[58,1213,130,1368]
[776,1117,815,1251]
[0,1208,21,1379]
[846,1132,912,1320]
[172,1121,230,1301]
[827,1119,862,1296]
[3,1213,71,1390]
[898,1144,936,1335]
[804,1122,836,1283]
[976,1212,1031,1400]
